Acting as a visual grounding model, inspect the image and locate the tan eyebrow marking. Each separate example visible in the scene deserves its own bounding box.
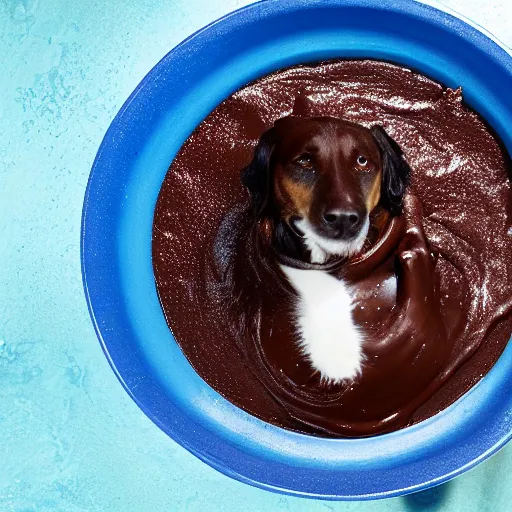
[275,173,314,217]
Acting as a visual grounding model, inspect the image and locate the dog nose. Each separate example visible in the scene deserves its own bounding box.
[322,209,362,237]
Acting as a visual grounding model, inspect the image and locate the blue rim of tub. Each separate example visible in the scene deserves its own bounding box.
[81,0,512,500]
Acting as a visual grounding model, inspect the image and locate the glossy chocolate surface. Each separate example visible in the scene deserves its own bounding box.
[152,60,512,437]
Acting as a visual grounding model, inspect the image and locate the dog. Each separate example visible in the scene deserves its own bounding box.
[214,116,411,385]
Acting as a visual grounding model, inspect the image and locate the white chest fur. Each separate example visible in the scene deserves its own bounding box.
[281,265,364,383]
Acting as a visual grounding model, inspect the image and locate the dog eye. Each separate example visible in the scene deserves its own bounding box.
[357,155,368,167]
[295,154,313,168]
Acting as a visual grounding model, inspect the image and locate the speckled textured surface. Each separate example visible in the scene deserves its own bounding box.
[1,0,511,510]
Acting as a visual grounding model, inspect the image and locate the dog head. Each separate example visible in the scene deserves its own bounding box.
[242,116,411,263]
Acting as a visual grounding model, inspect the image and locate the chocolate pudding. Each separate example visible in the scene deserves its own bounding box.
[152,60,512,437]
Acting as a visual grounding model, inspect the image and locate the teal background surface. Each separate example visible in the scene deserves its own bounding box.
[1,0,511,510]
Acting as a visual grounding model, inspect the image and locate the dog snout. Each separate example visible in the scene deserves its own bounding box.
[322,209,364,238]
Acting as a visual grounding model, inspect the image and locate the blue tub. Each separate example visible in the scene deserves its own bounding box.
[81,0,512,500]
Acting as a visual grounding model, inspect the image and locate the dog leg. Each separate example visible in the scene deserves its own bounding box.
[281,265,364,383]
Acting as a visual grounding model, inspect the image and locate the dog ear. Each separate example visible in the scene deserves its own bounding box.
[241,126,276,216]
[371,125,411,216]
